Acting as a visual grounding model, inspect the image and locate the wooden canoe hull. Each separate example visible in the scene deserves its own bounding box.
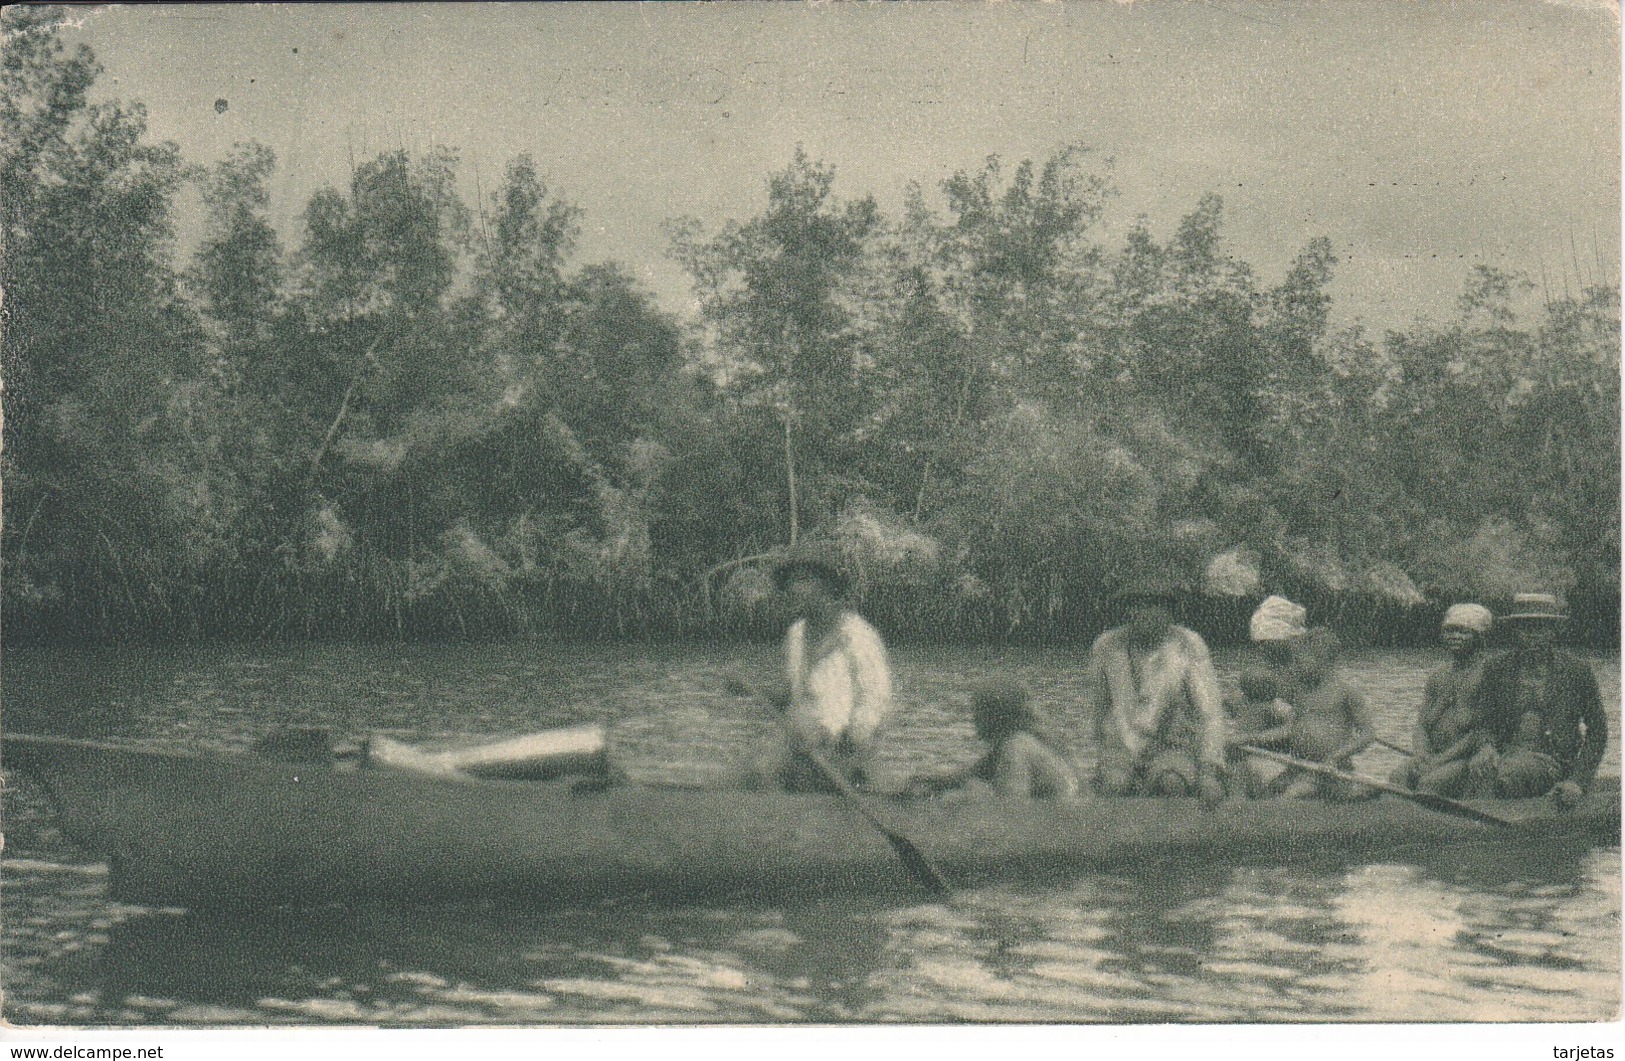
[4,734,1619,908]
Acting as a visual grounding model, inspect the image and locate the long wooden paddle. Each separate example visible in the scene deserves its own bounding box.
[1240,744,1514,828]
[797,737,952,897]
[726,677,951,897]
[1373,736,1415,757]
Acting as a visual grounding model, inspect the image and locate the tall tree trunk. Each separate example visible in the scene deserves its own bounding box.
[914,458,932,521]
[784,408,799,548]
[782,334,800,548]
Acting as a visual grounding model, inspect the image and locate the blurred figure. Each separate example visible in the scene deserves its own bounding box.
[906,681,1079,800]
[1226,667,1295,797]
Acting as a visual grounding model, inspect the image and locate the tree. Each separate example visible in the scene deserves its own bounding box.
[672,147,880,547]
[2,6,209,632]
[190,142,282,346]
[932,147,1113,397]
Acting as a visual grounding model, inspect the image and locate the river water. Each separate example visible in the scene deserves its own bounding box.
[3,642,1619,1025]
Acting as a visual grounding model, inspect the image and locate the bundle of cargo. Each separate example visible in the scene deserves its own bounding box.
[249,724,612,782]
[362,725,610,781]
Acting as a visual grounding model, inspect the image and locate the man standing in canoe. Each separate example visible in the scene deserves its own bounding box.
[748,553,894,793]
[1391,603,1495,797]
[1468,592,1606,806]
[1087,578,1227,803]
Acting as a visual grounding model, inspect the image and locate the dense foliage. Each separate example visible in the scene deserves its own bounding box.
[4,11,1618,644]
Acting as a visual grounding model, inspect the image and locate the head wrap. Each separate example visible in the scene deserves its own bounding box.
[1441,603,1493,633]
[1250,595,1308,643]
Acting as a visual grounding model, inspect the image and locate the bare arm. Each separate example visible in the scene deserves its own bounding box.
[1330,685,1377,764]
[1183,633,1229,768]
[1412,671,1444,760]
[1570,666,1608,790]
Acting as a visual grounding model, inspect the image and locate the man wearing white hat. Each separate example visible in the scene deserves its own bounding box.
[1468,592,1606,806]
[1393,603,1495,797]
[1236,597,1311,704]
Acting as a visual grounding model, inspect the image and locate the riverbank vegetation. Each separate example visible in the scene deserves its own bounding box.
[4,10,1618,645]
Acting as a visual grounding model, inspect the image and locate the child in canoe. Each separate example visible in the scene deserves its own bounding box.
[906,682,1080,801]
[1269,628,1377,800]
[1225,668,1296,797]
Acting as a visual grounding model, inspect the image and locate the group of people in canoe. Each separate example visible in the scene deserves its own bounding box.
[744,554,1607,808]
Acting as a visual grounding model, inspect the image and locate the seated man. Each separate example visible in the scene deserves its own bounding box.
[1270,628,1377,800]
[1391,603,1494,797]
[1087,579,1227,803]
[1469,592,1606,806]
[747,554,893,793]
[906,682,1079,800]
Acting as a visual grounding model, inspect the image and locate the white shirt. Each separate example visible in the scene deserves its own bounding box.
[1087,624,1227,768]
[785,612,893,746]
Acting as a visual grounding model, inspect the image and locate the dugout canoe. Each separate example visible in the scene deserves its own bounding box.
[3,733,1618,908]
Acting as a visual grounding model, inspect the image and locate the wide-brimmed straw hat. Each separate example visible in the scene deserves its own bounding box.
[1110,576,1188,608]
[771,550,850,595]
[1501,592,1568,622]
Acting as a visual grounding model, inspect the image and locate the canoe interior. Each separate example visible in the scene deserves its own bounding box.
[3,733,1619,909]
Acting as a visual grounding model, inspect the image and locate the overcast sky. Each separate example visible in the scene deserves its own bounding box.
[67,1,1621,334]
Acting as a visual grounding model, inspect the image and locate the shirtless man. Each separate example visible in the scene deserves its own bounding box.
[1225,595,1308,797]
[1272,628,1377,800]
[1225,668,1295,797]
[1391,603,1493,796]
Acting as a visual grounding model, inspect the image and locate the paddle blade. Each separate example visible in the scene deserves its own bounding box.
[882,828,952,897]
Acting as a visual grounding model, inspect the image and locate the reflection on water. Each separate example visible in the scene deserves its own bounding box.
[3,643,1620,1024]
[7,846,1615,1025]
